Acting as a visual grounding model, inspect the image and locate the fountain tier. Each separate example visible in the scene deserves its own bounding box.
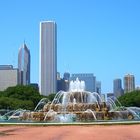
[1,78,140,122]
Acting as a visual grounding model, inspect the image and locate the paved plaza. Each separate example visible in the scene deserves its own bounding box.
[0,125,140,140]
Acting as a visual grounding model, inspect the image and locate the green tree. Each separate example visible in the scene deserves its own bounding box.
[47,93,56,101]
[0,85,45,110]
[118,90,140,107]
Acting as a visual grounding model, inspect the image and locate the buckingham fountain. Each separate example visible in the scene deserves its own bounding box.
[1,78,140,123]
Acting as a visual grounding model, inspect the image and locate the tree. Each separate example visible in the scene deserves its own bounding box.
[0,85,45,110]
[47,93,56,101]
[118,90,140,107]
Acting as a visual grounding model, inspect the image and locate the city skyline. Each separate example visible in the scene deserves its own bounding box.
[0,0,140,93]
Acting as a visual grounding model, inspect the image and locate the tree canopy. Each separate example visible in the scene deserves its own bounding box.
[0,85,56,110]
[118,90,140,107]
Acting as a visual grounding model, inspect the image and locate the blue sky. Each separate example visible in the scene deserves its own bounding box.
[0,0,140,93]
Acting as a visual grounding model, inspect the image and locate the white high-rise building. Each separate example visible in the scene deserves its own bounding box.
[39,21,57,96]
[124,74,135,93]
[0,65,18,91]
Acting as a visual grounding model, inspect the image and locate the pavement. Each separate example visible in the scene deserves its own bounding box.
[0,125,140,140]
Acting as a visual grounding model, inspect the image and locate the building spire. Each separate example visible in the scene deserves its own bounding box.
[18,40,30,85]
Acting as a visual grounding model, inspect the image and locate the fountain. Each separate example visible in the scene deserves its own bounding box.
[1,78,140,123]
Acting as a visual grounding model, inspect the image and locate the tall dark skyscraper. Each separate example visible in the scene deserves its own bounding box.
[18,43,30,85]
[113,79,124,98]
[39,21,57,96]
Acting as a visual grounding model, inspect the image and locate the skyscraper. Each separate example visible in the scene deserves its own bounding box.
[113,79,124,98]
[124,74,135,93]
[18,43,30,85]
[39,21,57,96]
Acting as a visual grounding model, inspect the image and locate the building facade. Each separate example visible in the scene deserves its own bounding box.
[107,93,114,99]
[63,72,70,91]
[0,65,18,91]
[113,78,124,98]
[124,74,135,93]
[70,73,96,92]
[18,43,30,85]
[96,81,101,94]
[39,21,57,96]
[57,72,61,80]
[63,72,70,81]
[57,72,70,92]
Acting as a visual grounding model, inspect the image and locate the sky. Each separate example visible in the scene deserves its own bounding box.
[0,0,140,93]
